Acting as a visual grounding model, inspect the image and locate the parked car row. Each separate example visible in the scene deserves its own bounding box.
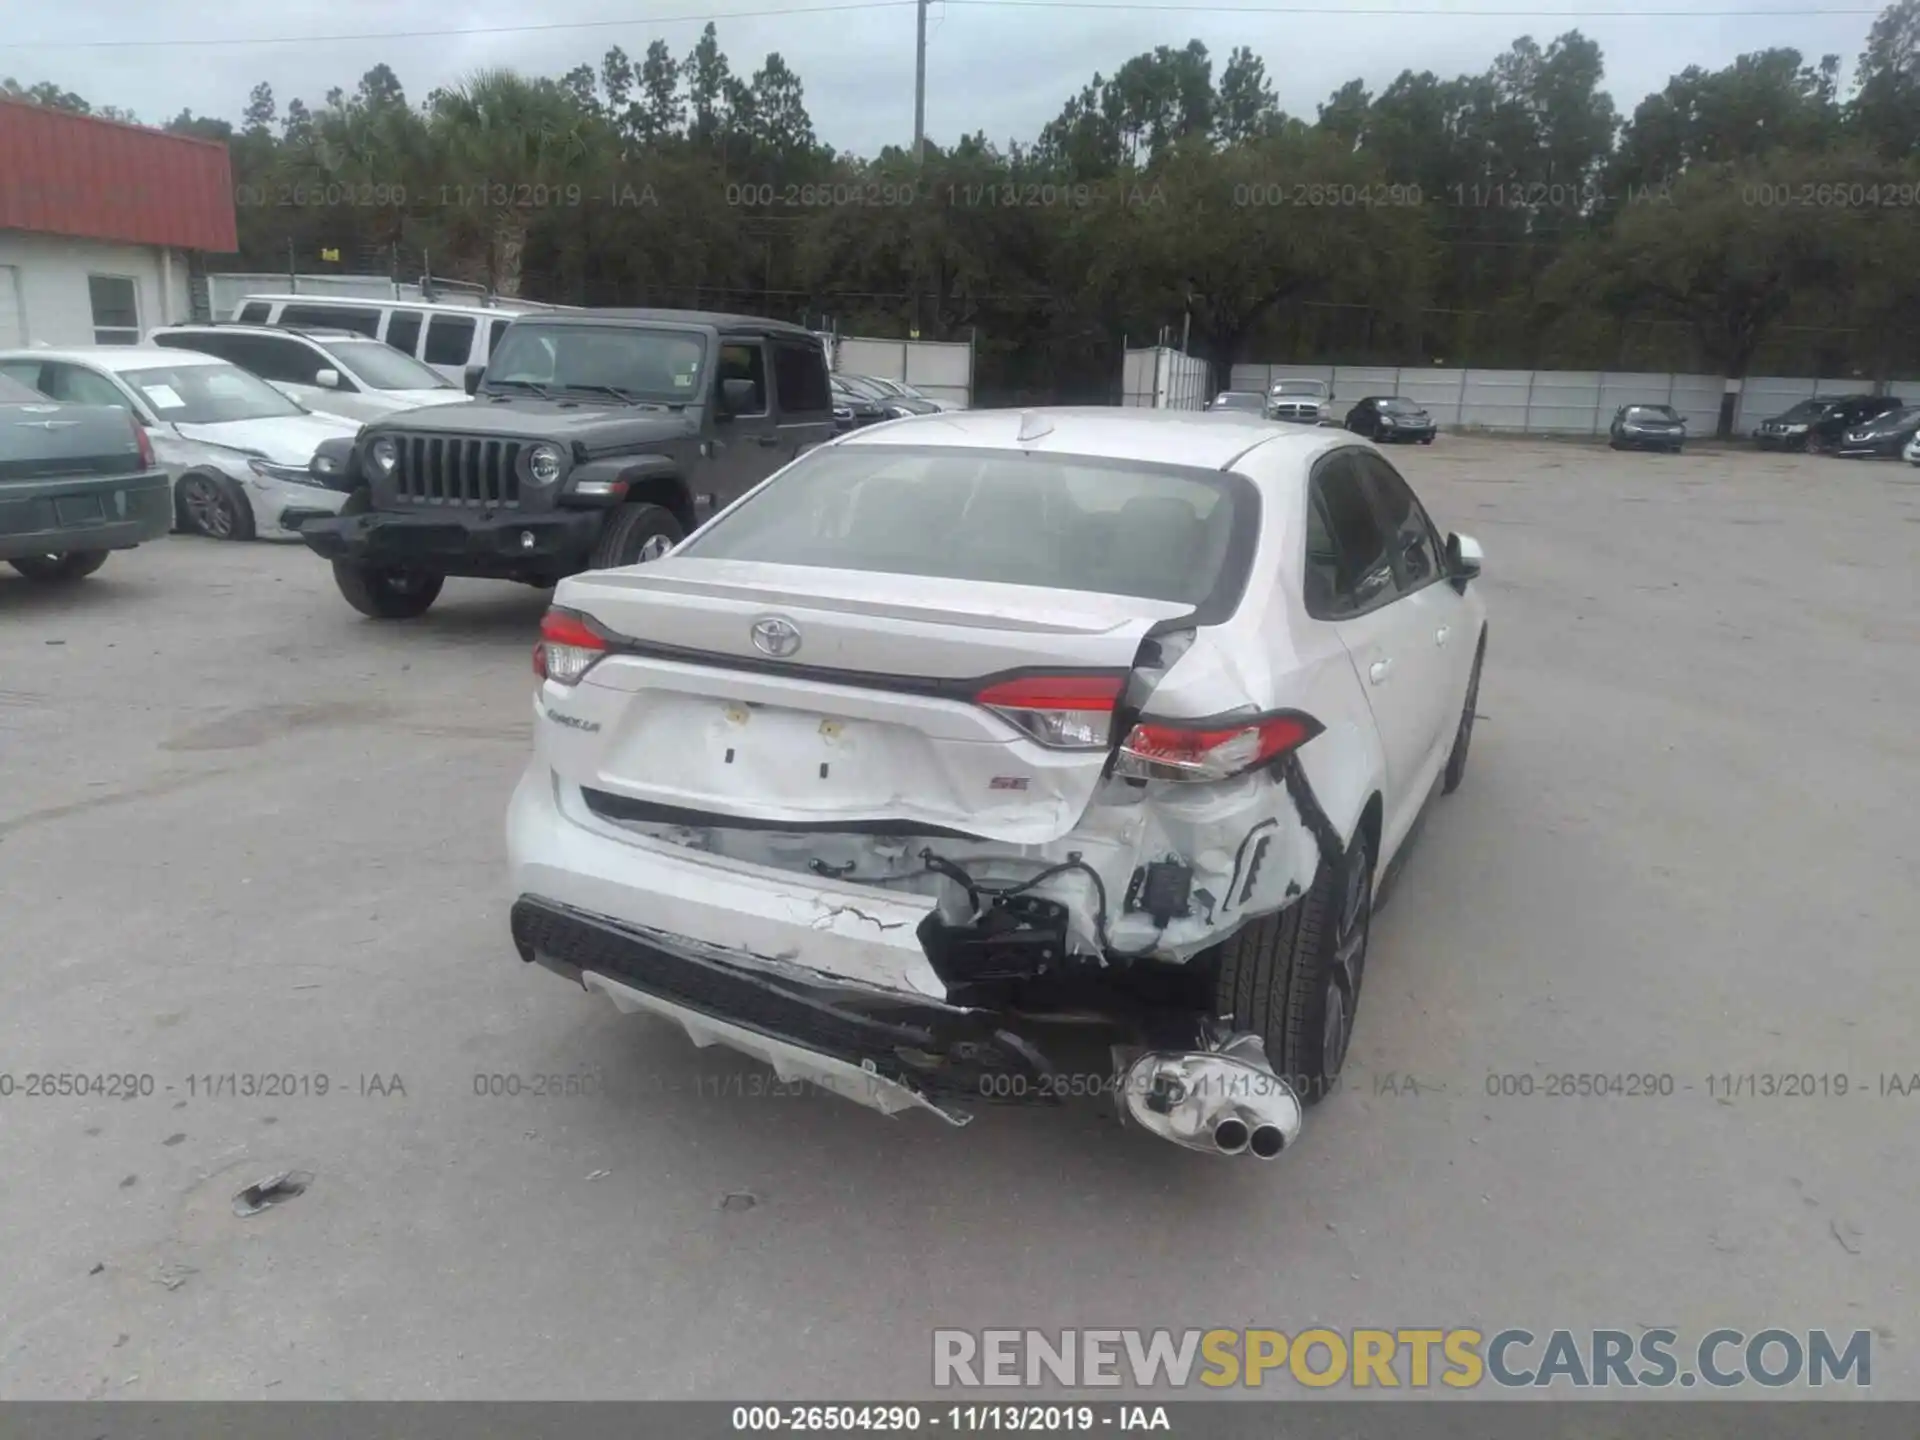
[1207,382,1920,463]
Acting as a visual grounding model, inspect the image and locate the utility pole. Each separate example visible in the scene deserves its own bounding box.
[913,0,928,164]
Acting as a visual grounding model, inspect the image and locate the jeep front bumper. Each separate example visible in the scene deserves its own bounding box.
[299,507,603,574]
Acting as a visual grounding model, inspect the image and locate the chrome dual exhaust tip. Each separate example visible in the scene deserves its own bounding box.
[1113,1029,1303,1159]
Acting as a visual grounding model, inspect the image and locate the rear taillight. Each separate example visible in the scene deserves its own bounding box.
[976,673,1124,750]
[132,418,155,469]
[533,608,609,685]
[1115,712,1323,783]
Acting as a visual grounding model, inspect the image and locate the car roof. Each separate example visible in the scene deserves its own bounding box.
[836,406,1352,475]
[0,345,227,371]
[159,323,365,342]
[506,308,816,337]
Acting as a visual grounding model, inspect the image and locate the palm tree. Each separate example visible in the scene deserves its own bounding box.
[427,69,596,296]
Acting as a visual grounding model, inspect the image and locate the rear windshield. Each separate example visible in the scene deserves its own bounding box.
[677,444,1258,610]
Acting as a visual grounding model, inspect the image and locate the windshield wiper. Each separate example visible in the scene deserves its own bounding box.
[486,378,553,399]
[559,383,640,406]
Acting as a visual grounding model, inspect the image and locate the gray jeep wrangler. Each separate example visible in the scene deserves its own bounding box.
[299,309,836,618]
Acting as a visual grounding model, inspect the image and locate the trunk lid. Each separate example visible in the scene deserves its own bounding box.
[548,558,1193,843]
[0,402,145,483]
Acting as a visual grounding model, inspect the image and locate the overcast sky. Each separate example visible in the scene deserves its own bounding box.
[5,1,1885,154]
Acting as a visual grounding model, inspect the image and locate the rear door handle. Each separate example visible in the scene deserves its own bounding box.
[1369,659,1392,685]
[753,434,782,447]
[1436,624,1451,646]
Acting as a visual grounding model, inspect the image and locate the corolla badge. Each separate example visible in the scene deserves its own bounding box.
[750,615,802,658]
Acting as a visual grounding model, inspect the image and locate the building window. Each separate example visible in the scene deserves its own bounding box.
[89,275,141,345]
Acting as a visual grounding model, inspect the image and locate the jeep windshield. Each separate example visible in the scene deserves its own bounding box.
[481,324,709,404]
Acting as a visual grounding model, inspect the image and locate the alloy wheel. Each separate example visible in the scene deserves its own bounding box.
[182,477,234,539]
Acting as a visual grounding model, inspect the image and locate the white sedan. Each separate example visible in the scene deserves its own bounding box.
[506,408,1487,1159]
[0,346,359,542]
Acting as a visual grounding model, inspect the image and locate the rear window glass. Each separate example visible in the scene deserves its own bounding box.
[677,445,1257,610]
[0,373,46,402]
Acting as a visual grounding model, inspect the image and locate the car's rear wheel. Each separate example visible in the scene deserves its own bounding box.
[1212,826,1376,1106]
[333,562,444,619]
[176,472,255,542]
[1442,629,1486,795]
[9,550,109,583]
[589,503,683,571]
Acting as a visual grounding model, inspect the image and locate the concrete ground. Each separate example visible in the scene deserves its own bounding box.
[1,436,1915,1400]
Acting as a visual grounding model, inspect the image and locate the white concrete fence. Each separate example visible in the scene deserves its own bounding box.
[1231,363,1920,438]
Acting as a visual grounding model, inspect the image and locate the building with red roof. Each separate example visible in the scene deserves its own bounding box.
[0,97,237,348]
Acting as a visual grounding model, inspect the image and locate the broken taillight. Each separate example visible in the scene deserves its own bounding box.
[533,608,609,685]
[976,673,1124,750]
[1114,712,1323,783]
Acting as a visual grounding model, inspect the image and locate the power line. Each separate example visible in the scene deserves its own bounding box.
[1,3,916,50]
[2,2,1878,48]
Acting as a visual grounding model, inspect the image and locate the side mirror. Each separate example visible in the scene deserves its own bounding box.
[313,368,343,391]
[464,365,484,397]
[719,377,757,417]
[1446,532,1483,591]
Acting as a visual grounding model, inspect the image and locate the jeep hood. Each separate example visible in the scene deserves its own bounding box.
[371,398,701,449]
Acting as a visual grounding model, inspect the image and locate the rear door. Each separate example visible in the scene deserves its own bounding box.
[1305,448,1434,848]
[770,335,834,465]
[1354,451,1466,800]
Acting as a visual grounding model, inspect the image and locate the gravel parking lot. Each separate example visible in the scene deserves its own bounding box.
[2,435,1915,1400]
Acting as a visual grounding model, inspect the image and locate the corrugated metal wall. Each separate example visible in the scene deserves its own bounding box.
[0,98,235,253]
[1122,348,1209,410]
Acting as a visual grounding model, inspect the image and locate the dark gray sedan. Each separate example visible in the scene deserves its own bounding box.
[1,372,172,583]
[1609,404,1687,453]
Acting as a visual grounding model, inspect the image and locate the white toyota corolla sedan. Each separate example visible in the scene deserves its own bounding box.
[506,408,1487,1159]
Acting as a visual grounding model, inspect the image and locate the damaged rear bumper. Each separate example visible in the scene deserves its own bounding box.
[511,895,1051,1121]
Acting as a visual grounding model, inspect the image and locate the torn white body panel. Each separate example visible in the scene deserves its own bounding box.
[509,761,950,999]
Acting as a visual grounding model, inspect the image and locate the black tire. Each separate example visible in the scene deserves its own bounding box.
[1213,824,1376,1106]
[175,472,255,542]
[1442,628,1486,795]
[1609,436,1623,450]
[9,550,109,583]
[332,562,444,619]
[589,502,684,571]
[1419,434,1434,444]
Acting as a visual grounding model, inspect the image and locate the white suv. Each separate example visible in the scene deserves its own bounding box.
[147,325,466,423]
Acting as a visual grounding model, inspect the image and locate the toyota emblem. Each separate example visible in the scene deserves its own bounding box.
[751,615,802,658]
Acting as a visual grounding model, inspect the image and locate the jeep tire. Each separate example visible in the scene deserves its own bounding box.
[333,562,444,619]
[589,503,683,571]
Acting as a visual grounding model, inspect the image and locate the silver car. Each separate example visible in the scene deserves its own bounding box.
[0,346,359,542]
[506,408,1487,1159]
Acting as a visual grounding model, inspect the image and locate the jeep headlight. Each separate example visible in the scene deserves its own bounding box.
[369,435,398,475]
[526,443,564,486]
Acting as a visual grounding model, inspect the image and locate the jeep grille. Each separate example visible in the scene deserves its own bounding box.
[392,435,523,507]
